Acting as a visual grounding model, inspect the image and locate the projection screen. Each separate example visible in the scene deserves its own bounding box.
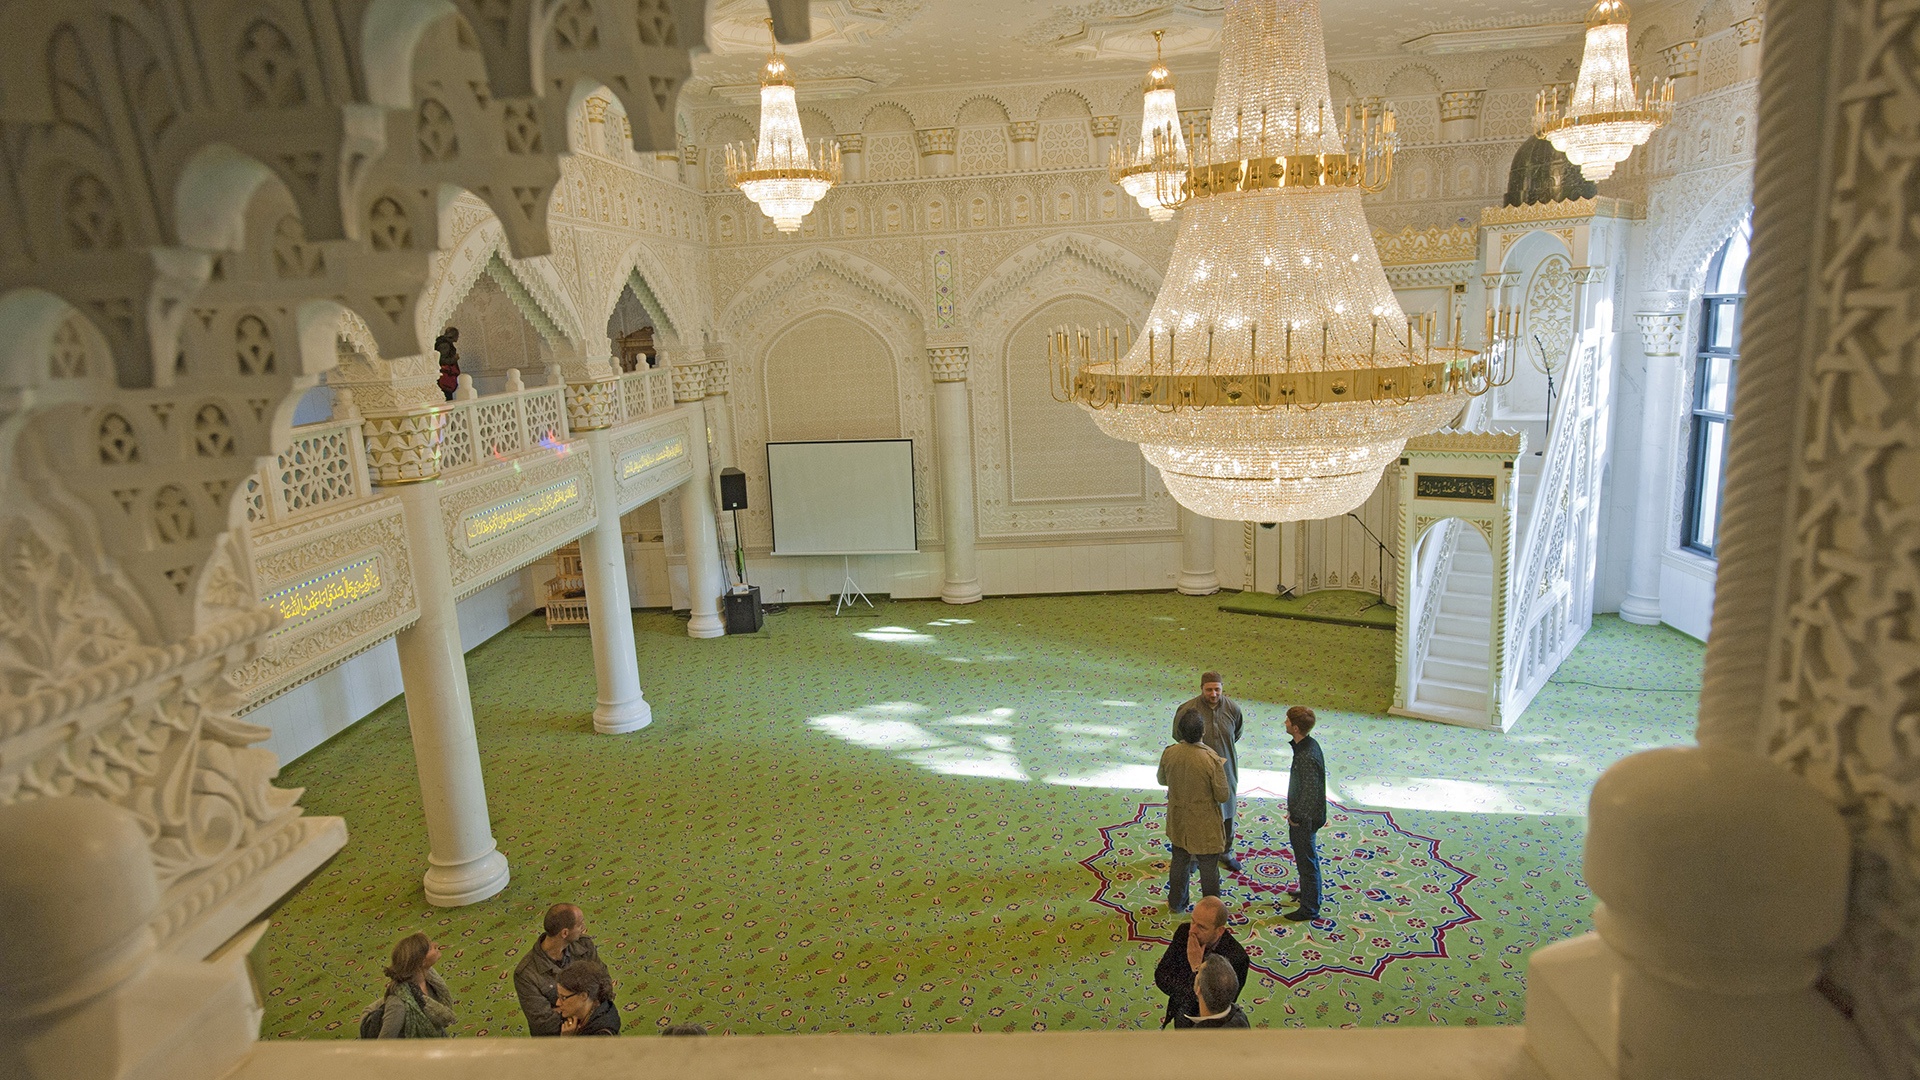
[765,440,918,556]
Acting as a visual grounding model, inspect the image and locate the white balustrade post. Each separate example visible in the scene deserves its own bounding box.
[567,373,651,734]
[0,798,263,1080]
[1177,506,1220,595]
[672,362,726,637]
[928,343,982,604]
[1620,312,1684,625]
[359,395,510,906]
[1526,747,1870,1079]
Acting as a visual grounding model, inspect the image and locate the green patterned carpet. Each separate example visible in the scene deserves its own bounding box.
[257,594,1703,1037]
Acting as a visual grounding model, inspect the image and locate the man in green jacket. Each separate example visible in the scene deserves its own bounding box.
[1173,671,1245,872]
[1159,712,1232,913]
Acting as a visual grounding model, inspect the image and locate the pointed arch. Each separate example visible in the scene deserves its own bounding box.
[720,247,925,338]
[964,232,1162,322]
[598,236,699,349]
[419,211,587,350]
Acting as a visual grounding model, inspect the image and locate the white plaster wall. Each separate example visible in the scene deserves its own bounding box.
[1659,553,1716,640]
[252,566,546,764]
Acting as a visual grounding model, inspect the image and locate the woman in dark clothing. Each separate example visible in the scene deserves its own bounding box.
[374,932,457,1038]
[554,960,620,1036]
[434,327,461,401]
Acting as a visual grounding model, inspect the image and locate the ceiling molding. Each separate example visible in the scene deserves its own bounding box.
[706,77,883,104]
[1401,22,1584,54]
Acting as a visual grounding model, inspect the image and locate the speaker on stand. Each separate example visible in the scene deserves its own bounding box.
[717,468,761,633]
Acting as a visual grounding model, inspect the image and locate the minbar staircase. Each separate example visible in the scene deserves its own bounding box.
[1393,343,1608,730]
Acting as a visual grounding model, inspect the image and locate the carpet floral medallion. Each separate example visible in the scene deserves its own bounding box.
[1083,797,1480,986]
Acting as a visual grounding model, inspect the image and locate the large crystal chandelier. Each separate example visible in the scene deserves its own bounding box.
[725,22,841,233]
[1534,0,1672,180]
[1052,0,1513,522]
[1111,30,1189,222]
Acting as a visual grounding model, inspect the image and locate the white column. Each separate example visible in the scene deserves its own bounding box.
[672,366,726,637]
[1177,507,1220,595]
[1009,122,1037,171]
[928,344,982,604]
[838,132,865,182]
[1620,312,1685,625]
[382,430,510,906]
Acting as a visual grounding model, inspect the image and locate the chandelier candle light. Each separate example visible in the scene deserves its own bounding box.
[1053,0,1518,522]
[1112,30,1189,222]
[726,21,842,233]
[1534,0,1672,180]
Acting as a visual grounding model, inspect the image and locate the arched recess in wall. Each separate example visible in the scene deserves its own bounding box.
[962,234,1171,538]
[1004,296,1146,503]
[718,249,934,551]
[598,238,695,353]
[419,211,589,354]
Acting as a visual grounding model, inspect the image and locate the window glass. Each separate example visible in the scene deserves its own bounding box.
[1712,224,1750,294]
[1686,214,1750,558]
[1702,354,1733,412]
[1692,420,1726,549]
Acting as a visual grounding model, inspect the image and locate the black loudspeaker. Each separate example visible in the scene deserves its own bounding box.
[719,467,749,511]
[724,585,763,634]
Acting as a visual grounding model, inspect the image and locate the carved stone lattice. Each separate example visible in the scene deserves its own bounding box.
[1758,2,1920,1069]
[473,398,524,458]
[275,428,361,515]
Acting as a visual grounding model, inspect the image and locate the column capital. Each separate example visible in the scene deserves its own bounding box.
[838,131,865,152]
[1008,120,1038,143]
[327,346,448,485]
[916,127,956,156]
[928,343,970,383]
[1091,115,1121,138]
[703,355,731,396]
[1634,311,1688,357]
[1571,264,1608,286]
[1733,15,1764,46]
[556,354,622,431]
[1662,39,1701,77]
[669,360,711,402]
[1439,88,1486,121]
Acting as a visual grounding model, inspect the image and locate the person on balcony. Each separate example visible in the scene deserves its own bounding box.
[1173,671,1245,872]
[1154,896,1249,1029]
[371,932,457,1038]
[1160,711,1232,914]
[554,960,622,1036]
[1186,955,1251,1028]
[514,903,604,1035]
[434,326,461,401]
[1283,706,1328,923]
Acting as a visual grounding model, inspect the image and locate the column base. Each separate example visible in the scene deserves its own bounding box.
[593,697,653,735]
[1177,572,1221,596]
[423,849,510,908]
[940,579,983,604]
[1618,593,1662,625]
[687,612,726,639]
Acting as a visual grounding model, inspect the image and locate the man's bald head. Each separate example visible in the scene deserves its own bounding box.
[1193,896,1226,931]
[544,903,584,938]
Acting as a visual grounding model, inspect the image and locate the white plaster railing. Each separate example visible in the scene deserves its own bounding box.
[1500,340,1599,718]
[242,418,373,526]
[441,372,570,474]
[618,365,674,421]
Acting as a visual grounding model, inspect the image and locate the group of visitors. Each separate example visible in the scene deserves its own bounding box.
[364,902,708,1039]
[1163,671,1327,922]
[364,672,1325,1038]
[1152,671,1330,1029]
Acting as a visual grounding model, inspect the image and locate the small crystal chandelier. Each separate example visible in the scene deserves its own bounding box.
[1111,30,1189,223]
[1534,0,1672,181]
[725,21,841,233]
[1051,0,1519,523]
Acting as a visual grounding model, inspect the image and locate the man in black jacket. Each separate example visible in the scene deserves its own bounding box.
[1283,706,1328,922]
[1153,896,1249,1028]
[1188,955,1251,1028]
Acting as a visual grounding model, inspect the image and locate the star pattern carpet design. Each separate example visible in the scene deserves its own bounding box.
[255,594,1702,1036]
